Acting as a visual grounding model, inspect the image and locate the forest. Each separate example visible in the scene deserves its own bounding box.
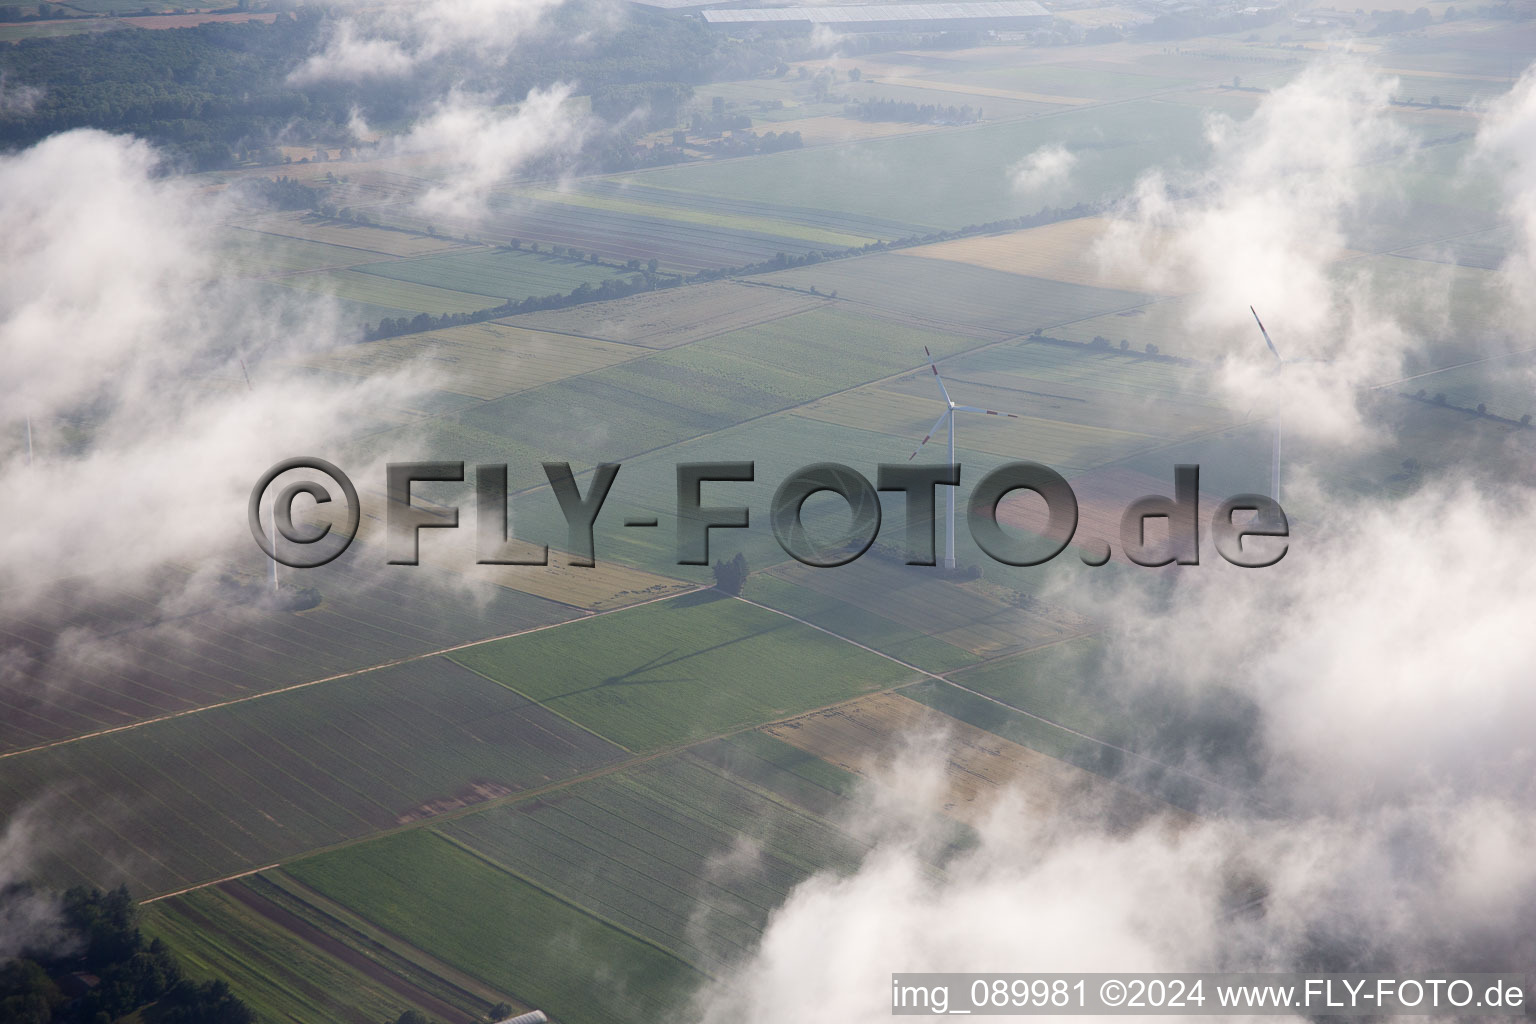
[0,3,784,168]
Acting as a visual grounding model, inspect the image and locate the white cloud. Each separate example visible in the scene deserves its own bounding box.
[1009,143,1078,195]
[390,86,590,222]
[288,0,571,85]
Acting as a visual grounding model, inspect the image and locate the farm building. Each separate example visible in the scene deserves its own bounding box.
[701,1,1051,32]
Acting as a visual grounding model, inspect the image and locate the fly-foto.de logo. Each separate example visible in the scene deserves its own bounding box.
[248,458,1289,572]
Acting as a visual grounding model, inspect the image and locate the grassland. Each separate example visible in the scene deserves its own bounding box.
[289,829,703,1024]
[448,592,921,752]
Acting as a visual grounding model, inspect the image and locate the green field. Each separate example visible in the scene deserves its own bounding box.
[219,229,384,276]
[442,754,870,972]
[448,592,921,751]
[747,255,1151,338]
[627,99,1212,230]
[143,886,430,1024]
[350,304,996,498]
[288,829,704,1024]
[353,248,639,301]
[278,268,504,316]
[742,572,981,673]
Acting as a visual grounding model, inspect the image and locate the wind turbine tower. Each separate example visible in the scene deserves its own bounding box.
[907,348,1025,570]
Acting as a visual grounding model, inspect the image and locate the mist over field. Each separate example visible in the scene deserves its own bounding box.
[1,0,1534,1022]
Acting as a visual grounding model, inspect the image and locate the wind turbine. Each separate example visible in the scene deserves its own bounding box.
[1249,306,1329,505]
[1250,306,1284,503]
[907,347,1024,570]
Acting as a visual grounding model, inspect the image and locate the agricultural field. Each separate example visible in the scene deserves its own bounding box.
[742,573,981,674]
[500,280,829,348]
[574,180,929,243]
[0,655,623,894]
[353,247,642,302]
[1396,225,1514,271]
[931,64,1199,103]
[511,185,875,250]
[238,212,473,258]
[275,268,504,318]
[287,829,704,1024]
[289,320,643,400]
[762,557,1094,659]
[448,592,922,752]
[440,754,872,973]
[898,216,1174,294]
[439,193,839,274]
[0,561,579,753]
[1388,350,1536,421]
[142,885,450,1024]
[217,229,385,277]
[762,690,1143,827]
[745,254,1152,338]
[626,99,1214,230]
[350,302,997,502]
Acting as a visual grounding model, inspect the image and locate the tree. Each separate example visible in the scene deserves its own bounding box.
[849,67,862,81]
[488,1003,515,1022]
[1233,74,1242,88]
[712,552,747,595]
[647,258,659,273]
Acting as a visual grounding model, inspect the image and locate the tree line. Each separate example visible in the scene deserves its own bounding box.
[0,884,256,1024]
[362,199,1105,342]
[844,98,980,124]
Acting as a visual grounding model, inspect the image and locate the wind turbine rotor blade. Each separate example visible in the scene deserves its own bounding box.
[907,409,952,461]
[954,405,1021,418]
[924,346,953,406]
[1250,306,1282,364]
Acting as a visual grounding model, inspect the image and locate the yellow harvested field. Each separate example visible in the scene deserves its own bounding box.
[290,321,641,400]
[500,281,830,348]
[903,217,1363,297]
[898,216,1169,294]
[765,692,1163,828]
[753,115,944,145]
[242,211,472,258]
[466,553,695,611]
[875,75,1093,106]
